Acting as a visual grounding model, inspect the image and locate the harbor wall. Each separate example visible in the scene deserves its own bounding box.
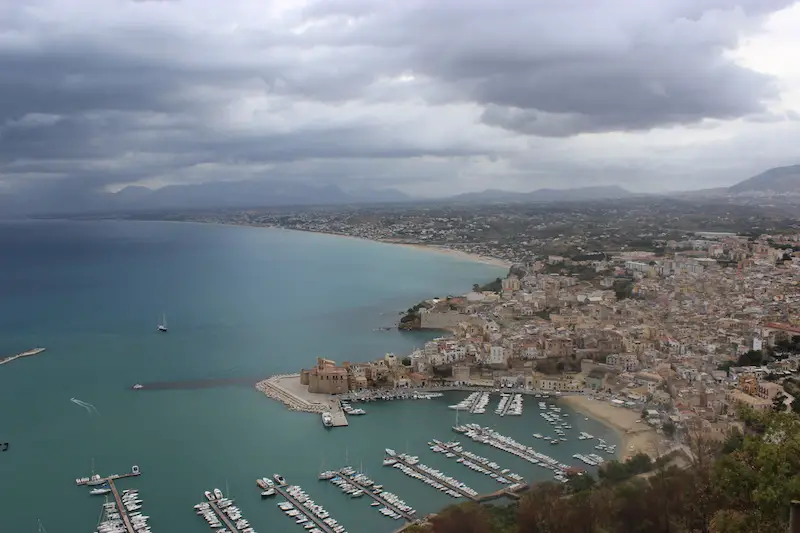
[420,311,481,330]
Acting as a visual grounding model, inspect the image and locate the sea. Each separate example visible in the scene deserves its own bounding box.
[0,220,619,533]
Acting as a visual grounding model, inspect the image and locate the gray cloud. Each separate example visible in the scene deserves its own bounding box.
[0,0,798,204]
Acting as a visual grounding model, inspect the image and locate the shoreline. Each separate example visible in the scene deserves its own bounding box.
[54,218,514,269]
[560,396,662,461]
[272,226,513,269]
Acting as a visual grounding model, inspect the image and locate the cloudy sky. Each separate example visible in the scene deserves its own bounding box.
[1,0,799,200]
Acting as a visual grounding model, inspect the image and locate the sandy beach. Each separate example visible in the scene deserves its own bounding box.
[561,396,663,460]
[388,242,512,268]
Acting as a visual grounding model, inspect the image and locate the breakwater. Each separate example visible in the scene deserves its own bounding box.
[0,347,46,366]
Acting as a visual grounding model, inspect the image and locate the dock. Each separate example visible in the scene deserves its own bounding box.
[390,455,478,501]
[0,347,45,366]
[329,407,349,427]
[208,499,242,533]
[334,469,416,522]
[75,468,141,486]
[269,481,340,533]
[432,440,525,485]
[107,479,136,533]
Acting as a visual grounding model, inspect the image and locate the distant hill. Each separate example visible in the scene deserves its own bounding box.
[729,165,800,194]
[0,180,412,215]
[447,185,633,203]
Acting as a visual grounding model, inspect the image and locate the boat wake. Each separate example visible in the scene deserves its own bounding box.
[70,397,100,415]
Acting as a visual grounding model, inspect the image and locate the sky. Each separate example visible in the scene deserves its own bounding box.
[1,0,799,201]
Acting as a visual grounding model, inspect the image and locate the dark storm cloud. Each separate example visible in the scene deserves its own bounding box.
[0,0,797,200]
[299,0,792,136]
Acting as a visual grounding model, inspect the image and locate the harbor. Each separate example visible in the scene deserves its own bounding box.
[0,347,45,366]
[320,467,417,523]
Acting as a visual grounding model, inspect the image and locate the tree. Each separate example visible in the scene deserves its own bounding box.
[772,391,787,412]
[472,283,481,293]
[431,503,491,533]
[401,357,411,367]
[662,420,676,438]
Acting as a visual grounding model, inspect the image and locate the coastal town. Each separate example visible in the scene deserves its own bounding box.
[254,224,800,466]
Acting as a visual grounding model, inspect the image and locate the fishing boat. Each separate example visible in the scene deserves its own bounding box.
[157,312,168,332]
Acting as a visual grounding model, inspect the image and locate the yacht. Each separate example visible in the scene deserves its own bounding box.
[204,491,214,501]
[213,488,224,500]
[274,474,286,485]
[261,489,276,498]
[90,486,111,495]
[132,384,143,390]
[321,412,333,427]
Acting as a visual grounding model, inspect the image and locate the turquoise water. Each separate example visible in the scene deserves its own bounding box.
[0,220,617,533]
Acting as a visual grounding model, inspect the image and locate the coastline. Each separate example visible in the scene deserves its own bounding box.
[236,223,512,269]
[560,396,662,460]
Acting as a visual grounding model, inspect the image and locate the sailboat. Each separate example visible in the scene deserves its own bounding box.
[157,312,168,332]
[86,458,106,486]
[37,519,47,533]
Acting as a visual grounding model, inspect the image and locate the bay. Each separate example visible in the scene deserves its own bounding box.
[0,220,617,533]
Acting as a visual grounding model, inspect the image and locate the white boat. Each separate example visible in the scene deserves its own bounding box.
[132,384,143,390]
[261,489,276,497]
[321,412,333,427]
[213,488,223,500]
[90,486,111,495]
[157,312,168,332]
[274,474,286,485]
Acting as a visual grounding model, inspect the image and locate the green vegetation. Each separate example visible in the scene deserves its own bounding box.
[412,409,800,533]
[401,357,412,366]
[613,278,634,300]
[480,277,503,292]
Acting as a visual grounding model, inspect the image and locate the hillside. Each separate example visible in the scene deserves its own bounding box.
[448,185,633,204]
[729,164,800,194]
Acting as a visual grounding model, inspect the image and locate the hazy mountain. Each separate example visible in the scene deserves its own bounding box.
[729,164,800,194]
[447,185,633,203]
[0,180,412,215]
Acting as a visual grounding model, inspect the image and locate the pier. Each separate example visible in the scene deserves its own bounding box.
[268,479,340,533]
[107,479,136,533]
[390,455,478,501]
[0,347,45,366]
[208,499,242,533]
[75,467,141,486]
[329,407,349,427]
[432,440,525,485]
[334,469,416,522]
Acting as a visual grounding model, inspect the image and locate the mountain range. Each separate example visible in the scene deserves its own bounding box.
[3,164,800,215]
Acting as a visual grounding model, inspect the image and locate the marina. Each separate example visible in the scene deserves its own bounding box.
[454,423,582,484]
[0,347,46,366]
[262,475,349,533]
[199,492,255,533]
[319,467,417,522]
[494,393,523,416]
[448,391,490,414]
[428,439,525,485]
[340,390,444,402]
[95,485,151,533]
[384,449,479,501]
